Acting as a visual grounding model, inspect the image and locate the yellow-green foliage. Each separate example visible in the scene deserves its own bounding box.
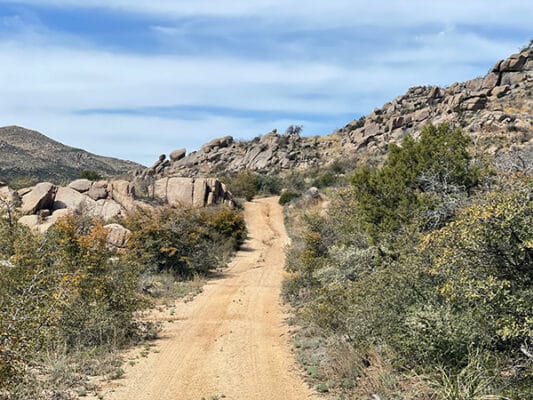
[284,125,532,399]
[422,177,532,342]
[123,206,246,276]
[0,214,141,389]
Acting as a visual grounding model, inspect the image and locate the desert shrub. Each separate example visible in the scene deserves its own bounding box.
[350,123,480,241]
[225,170,257,201]
[7,176,39,190]
[79,170,102,181]
[283,170,308,192]
[279,191,300,205]
[283,125,531,399]
[311,169,339,188]
[255,174,282,195]
[123,206,245,277]
[0,213,141,389]
[420,177,532,355]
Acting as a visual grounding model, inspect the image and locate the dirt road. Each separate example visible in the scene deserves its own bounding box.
[105,197,314,400]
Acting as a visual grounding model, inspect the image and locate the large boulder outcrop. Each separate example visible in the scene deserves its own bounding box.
[54,186,97,212]
[68,179,92,193]
[109,180,136,212]
[151,176,233,208]
[170,148,186,162]
[20,182,56,215]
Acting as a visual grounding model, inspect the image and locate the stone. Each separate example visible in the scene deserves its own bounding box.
[428,87,442,98]
[491,85,510,98]
[153,178,169,203]
[104,224,131,248]
[0,186,20,207]
[53,187,96,212]
[254,149,275,170]
[193,178,208,207]
[49,208,73,223]
[109,180,136,212]
[18,215,40,230]
[413,108,430,122]
[68,179,92,193]
[363,123,381,137]
[20,182,56,215]
[167,177,194,206]
[500,54,527,72]
[93,199,123,220]
[388,116,404,131]
[170,148,186,162]
[38,209,51,218]
[17,187,33,197]
[462,96,487,111]
[86,185,108,201]
[500,72,525,87]
[449,94,464,108]
[202,135,233,150]
[305,187,321,200]
[259,131,281,147]
[481,73,499,89]
[206,192,215,206]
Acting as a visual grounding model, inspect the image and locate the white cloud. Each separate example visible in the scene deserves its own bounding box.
[0,1,529,163]
[6,0,533,28]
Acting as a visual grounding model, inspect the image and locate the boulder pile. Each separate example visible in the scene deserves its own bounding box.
[0,176,234,237]
[136,45,532,178]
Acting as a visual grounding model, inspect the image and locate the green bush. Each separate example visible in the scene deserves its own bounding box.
[279,191,300,205]
[256,174,282,195]
[283,124,531,399]
[79,170,102,181]
[123,206,245,277]
[350,123,480,240]
[225,170,257,201]
[0,214,141,389]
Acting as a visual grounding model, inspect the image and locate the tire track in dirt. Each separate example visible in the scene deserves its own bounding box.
[103,197,314,400]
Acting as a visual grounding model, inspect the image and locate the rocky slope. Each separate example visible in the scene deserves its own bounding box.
[0,126,142,184]
[137,44,532,178]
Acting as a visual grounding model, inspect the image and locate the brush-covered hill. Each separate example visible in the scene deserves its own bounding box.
[0,126,142,185]
[138,43,532,179]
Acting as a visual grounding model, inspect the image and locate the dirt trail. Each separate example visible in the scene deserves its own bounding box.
[105,197,314,400]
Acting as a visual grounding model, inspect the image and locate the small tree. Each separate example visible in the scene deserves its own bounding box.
[79,170,102,181]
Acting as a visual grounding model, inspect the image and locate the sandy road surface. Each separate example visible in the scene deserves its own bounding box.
[105,197,314,400]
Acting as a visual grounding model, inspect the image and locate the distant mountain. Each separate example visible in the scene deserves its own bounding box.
[0,126,142,185]
[138,42,532,178]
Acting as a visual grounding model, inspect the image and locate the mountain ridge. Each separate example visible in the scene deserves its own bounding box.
[0,125,143,185]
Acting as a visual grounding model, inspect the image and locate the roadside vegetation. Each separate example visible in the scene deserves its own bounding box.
[282,124,532,399]
[0,202,245,399]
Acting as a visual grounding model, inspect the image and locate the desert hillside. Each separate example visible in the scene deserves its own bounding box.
[0,126,142,185]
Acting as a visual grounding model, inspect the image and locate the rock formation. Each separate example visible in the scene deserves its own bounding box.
[136,44,532,178]
[6,176,233,234]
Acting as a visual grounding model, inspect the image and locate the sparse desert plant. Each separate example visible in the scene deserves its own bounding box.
[279,190,300,205]
[79,170,103,181]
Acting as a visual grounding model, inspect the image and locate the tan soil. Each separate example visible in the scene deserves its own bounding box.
[104,197,315,400]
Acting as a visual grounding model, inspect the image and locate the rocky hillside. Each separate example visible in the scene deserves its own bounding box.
[0,126,142,184]
[137,44,532,178]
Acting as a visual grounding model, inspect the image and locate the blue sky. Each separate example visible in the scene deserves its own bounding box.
[0,1,531,165]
